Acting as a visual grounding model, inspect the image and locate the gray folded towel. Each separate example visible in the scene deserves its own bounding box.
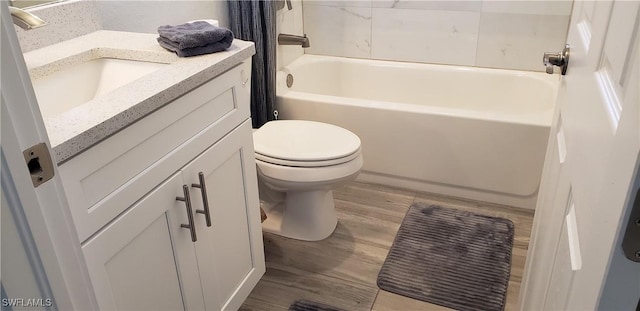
[157,36,232,57]
[157,21,234,50]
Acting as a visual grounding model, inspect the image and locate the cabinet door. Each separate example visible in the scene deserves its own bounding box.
[182,120,265,310]
[82,173,205,310]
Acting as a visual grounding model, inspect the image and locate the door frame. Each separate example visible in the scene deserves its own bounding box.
[1,2,97,309]
[598,159,640,309]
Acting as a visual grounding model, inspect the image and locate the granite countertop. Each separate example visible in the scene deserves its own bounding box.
[23,30,256,164]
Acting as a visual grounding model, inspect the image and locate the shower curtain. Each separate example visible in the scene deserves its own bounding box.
[228,0,277,128]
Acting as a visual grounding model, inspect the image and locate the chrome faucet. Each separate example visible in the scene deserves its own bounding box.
[9,6,47,30]
[278,34,310,48]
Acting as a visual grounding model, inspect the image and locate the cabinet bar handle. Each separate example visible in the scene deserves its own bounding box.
[192,172,212,227]
[176,185,197,242]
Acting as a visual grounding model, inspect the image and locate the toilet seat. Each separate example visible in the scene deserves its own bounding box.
[255,147,361,167]
[255,152,364,184]
[253,120,362,168]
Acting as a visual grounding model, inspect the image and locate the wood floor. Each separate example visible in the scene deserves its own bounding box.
[240,182,535,311]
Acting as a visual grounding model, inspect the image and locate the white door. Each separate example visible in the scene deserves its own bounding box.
[1,3,96,310]
[519,1,640,310]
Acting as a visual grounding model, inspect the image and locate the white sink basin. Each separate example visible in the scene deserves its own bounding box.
[32,58,168,117]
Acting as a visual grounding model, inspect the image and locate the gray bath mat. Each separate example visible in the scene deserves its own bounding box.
[377,203,514,311]
[288,300,345,311]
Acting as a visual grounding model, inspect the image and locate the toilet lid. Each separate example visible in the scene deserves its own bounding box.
[253,120,361,163]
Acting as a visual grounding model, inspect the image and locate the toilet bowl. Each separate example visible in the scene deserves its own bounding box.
[253,120,363,241]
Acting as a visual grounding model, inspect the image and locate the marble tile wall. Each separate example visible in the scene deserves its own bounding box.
[301,0,573,71]
[277,0,305,69]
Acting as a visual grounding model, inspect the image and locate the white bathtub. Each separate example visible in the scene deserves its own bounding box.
[276,55,559,209]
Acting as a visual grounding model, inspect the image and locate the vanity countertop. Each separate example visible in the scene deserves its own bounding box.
[23,30,255,164]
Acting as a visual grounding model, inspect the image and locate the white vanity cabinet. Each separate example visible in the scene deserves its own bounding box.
[58,59,265,310]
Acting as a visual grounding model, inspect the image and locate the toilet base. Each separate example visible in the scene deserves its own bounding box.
[261,189,338,241]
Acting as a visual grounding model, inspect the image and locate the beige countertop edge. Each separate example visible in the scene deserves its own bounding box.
[23,30,256,164]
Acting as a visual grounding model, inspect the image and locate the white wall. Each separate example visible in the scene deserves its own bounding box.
[96,0,229,33]
[16,0,230,52]
[301,0,572,71]
[15,0,102,52]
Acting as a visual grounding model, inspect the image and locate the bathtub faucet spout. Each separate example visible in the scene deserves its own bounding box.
[278,33,310,48]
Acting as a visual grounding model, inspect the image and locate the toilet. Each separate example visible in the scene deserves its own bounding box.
[253,120,363,241]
